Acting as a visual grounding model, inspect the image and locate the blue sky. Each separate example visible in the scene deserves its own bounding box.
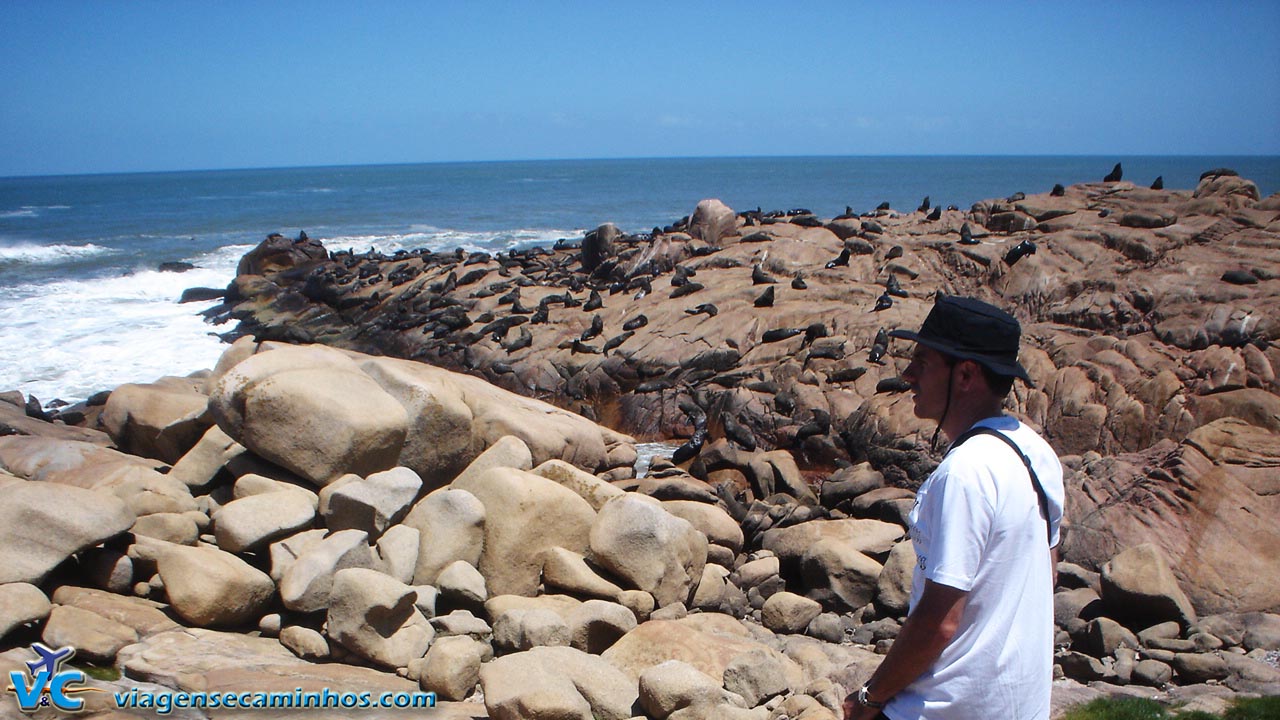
[2,1,1278,176]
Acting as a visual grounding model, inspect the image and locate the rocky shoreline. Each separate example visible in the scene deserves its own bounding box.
[2,168,1278,718]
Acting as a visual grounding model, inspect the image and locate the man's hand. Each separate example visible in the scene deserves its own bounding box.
[841,692,883,720]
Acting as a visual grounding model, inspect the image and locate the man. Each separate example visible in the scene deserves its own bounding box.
[844,294,1064,720]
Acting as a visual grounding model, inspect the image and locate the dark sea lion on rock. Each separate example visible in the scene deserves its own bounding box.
[747,380,779,394]
[671,282,705,299]
[530,306,549,324]
[1006,191,1026,202]
[503,327,532,352]
[464,252,492,266]
[631,277,652,300]
[671,265,694,286]
[918,196,931,212]
[571,339,601,355]
[828,366,868,384]
[636,378,675,393]
[791,215,824,228]
[1221,269,1259,285]
[958,222,979,245]
[876,201,891,211]
[480,315,527,341]
[584,289,603,311]
[1151,176,1164,190]
[602,330,635,354]
[752,263,776,284]
[741,231,772,243]
[754,286,775,308]
[876,377,912,393]
[807,343,844,360]
[1199,167,1239,181]
[580,313,604,341]
[862,219,885,234]
[885,245,904,260]
[1003,239,1037,266]
[1050,183,1066,197]
[802,322,829,346]
[885,274,907,298]
[491,362,515,375]
[686,303,718,317]
[795,409,831,443]
[926,206,942,221]
[872,291,893,312]
[1103,162,1123,182]
[763,328,804,343]
[825,247,851,269]
[563,292,581,308]
[722,415,756,451]
[792,272,808,290]
[623,314,649,331]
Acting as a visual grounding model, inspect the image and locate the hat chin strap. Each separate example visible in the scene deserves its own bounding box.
[930,357,958,452]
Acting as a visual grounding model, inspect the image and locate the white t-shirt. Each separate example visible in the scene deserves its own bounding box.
[886,415,1064,720]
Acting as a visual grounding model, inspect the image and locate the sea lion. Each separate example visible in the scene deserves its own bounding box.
[623,314,649,331]
[791,215,824,228]
[885,274,907,298]
[958,222,979,245]
[825,248,851,269]
[792,272,808,290]
[1150,176,1164,190]
[580,313,604,341]
[876,201,891,211]
[584,289,603,311]
[563,292,581,308]
[571,339,601,355]
[754,286,775,308]
[671,282,705,299]
[795,409,831,443]
[503,327,533,352]
[636,378,675,393]
[1003,239,1037,266]
[917,196,930,213]
[722,415,756,451]
[741,231,772,243]
[530,306,549,324]
[885,245,904,260]
[762,328,804,343]
[1050,183,1066,197]
[1103,163,1123,182]
[807,343,844,361]
[872,291,893,312]
[828,366,868,384]
[876,377,912,393]
[685,303,718,317]
[926,206,942,221]
[1006,191,1026,202]
[802,322,829,346]
[602,330,635,354]
[1221,269,1259,285]
[752,263,777,285]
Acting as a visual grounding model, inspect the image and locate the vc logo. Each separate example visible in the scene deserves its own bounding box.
[5,643,93,713]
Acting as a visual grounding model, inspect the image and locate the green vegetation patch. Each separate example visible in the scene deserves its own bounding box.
[1062,696,1280,720]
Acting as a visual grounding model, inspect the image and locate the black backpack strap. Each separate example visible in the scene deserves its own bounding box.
[949,426,1054,547]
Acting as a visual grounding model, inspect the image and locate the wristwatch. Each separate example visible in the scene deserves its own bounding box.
[856,685,886,710]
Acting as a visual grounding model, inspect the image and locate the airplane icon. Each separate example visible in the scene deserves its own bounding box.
[25,643,75,678]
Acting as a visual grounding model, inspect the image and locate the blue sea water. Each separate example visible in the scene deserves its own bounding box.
[2,155,1277,404]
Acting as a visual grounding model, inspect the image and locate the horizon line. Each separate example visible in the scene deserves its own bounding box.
[5,152,1280,182]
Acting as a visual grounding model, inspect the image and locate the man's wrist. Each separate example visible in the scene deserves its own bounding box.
[856,684,887,710]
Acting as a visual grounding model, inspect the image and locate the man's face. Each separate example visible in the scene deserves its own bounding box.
[900,345,955,421]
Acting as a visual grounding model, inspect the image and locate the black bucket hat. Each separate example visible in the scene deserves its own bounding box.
[889,294,1032,384]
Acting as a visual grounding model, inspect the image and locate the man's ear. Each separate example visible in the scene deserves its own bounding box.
[956,359,985,391]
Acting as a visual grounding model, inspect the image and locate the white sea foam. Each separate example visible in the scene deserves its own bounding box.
[0,242,115,265]
[326,226,583,256]
[0,205,70,219]
[0,248,240,404]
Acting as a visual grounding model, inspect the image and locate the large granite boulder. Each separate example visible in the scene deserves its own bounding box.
[589,494,708,608]
[480,645,639,720]
[208,343,409,486]
[0,482,135,584]
[155,544,275,627]
[452,467,597,596]
[326,568,434,670]
[402,487,485,586]
[101,376,212,463]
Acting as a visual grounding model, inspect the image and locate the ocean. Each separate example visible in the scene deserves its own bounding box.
[3,155,1278,406]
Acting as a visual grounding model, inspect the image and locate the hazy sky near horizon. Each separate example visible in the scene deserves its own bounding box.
[3,1,1278,177]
